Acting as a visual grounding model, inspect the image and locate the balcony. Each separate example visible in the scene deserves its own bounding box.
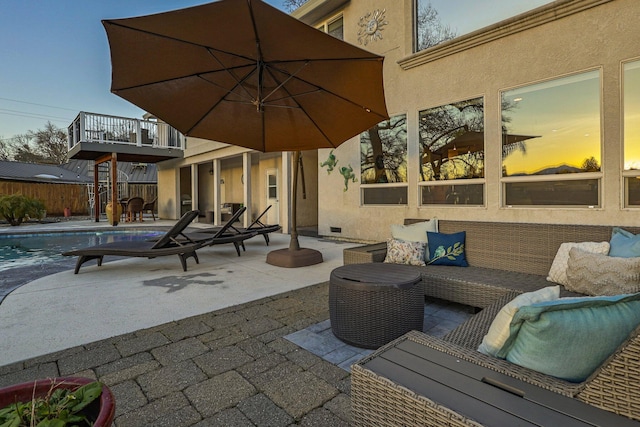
[67,112,184,163]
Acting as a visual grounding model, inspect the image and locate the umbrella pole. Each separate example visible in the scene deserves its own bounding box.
[289,151,300,251]
[266,150,323,268]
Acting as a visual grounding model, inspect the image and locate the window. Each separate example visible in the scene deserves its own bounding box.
[360,114,408,205]
[418,97,484,205]
[624,60,640,207]
[327,16,343,40]
[501,70,602,207]
[415,0,456,52]
[414,0,552,53]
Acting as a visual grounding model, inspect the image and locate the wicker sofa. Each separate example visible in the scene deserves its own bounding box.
[346,220,640,425]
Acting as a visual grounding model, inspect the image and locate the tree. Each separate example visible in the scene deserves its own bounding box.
[3,122,68,164]
[282,0,307,12]
[361,115,408,184]
[418,99,484,181]
[10,133,44,163]
[416,2,457,51]
[29,121,68,164]
[581,156,600,172]
[0,137,11,160]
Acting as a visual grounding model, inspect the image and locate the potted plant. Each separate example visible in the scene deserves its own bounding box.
[0,377,115,426]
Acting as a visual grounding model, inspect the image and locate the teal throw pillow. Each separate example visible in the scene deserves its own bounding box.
[426,231,468,266]
[496,293,640,382]
[609,227,640,258]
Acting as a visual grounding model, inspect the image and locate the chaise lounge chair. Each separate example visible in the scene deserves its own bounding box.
[180,206,258,256]
[63,210,206,274]
[204,205,281,245]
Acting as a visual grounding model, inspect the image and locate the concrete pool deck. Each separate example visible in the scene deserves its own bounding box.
[0,218,357,366]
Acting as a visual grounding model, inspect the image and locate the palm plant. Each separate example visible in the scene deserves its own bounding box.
[0,194,46,226]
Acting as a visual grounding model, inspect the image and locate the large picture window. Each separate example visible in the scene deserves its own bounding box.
[360,114,408,205]
[414,0,551,53]
[501,70,602,207]
[418,97,484,205]
[624,60,640,207]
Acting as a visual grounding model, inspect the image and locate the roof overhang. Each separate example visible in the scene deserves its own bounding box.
[67,143,183,163]
[292,0,349,25]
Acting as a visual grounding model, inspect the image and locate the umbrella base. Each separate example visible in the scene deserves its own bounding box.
[266,248,323,268]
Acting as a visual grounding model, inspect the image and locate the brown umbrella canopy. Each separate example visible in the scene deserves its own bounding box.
[433,130,539,159]
[102,0,389,153]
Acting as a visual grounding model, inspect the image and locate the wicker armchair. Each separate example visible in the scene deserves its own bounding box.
[142,197,157,221]
[126,197,144,222]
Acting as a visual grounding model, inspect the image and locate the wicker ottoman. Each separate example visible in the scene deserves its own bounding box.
[329,263,423,349]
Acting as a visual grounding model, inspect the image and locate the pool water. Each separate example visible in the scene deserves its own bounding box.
[0,230,165,272]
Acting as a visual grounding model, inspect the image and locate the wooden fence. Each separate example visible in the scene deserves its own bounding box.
[126,184,157,203]
[0,181,89,216]
[0,181,157,217]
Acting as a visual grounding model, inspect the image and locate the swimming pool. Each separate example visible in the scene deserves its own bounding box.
[0,230,165,272]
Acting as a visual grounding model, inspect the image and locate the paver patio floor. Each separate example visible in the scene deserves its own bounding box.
[0,280,471,426]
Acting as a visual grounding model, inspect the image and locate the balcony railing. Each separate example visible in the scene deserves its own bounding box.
[68,111,185,151]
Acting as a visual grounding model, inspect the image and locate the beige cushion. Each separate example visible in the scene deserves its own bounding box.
[383,238,426,266]
[547,241,610,286]
[565,248,640,295]
[478,286,560,357]
[390,219,438,244]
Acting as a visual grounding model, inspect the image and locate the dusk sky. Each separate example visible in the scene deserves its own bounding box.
[0,0,551,142]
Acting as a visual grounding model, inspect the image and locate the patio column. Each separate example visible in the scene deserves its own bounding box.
[243,152,252,228]
[191,163,198,222]
[212,159,222,226]
[110,154,118,224]
[93,159,99,222]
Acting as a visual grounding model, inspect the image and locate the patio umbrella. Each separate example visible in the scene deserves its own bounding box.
[103,0,389,266]
[434,130,539,159]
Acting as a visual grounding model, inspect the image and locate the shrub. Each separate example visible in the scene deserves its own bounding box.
[0,194,46,226]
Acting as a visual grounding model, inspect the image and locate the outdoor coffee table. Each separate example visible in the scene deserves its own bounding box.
[329,263,423,349]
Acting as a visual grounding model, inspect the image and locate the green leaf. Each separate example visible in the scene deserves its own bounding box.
[68,382,102,412]
[0,413,22,427]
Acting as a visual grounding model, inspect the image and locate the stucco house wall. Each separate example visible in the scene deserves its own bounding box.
[314,0,640,242]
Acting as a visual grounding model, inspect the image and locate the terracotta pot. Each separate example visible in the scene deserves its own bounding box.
[105,202,123,226]
[0,377,115,426]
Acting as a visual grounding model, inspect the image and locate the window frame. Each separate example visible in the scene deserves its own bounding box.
[317,14,344,40]
[359,112,409,206]
[499,68,604,209]
[622,57,640,208]
[417,95,486,207]
[327,15,344,40]
[360,183,409,207]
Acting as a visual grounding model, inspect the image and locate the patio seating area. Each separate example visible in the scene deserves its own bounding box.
[0,219,473,426]
[345,219,640,425]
